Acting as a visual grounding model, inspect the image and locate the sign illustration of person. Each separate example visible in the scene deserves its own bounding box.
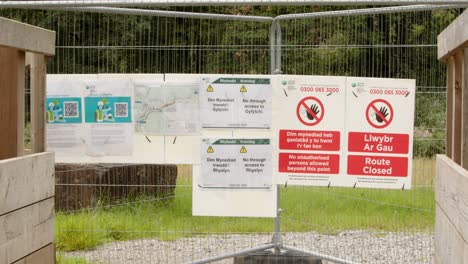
[95,98,114,122]
[46,99,65,123]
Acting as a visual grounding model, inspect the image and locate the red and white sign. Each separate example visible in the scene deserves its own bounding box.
[347,155,408,177]
[273,75,415,190]
[279,153,339,174]
[348,132,409,154]
[345,77,415,189]
[279,130,340,151]
[273,75,346,187]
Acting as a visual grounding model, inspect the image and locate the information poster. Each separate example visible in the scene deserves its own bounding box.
[46,79,85,155]
[345,77,415,189]
[200,138,272,188]
[274,75,346,186]
[134,80,200,134]
[84,79,133,156]
[200,76,272,128]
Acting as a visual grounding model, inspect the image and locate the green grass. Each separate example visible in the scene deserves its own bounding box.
[56,253,96,264]
[56,159,436,252]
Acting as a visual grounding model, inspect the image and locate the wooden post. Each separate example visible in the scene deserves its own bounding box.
[453,52,463,165]
[0,47,25,159]
[446,56,455,159]
[463,48,468,170]
[28,53,47,153]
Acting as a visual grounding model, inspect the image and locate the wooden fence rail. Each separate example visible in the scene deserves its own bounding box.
[0,153,55,264]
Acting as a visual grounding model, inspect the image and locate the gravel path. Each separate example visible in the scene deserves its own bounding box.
[66,231,433,264]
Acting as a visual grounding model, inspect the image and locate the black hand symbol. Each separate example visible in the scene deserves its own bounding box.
[375,106,389,123]
[307,104,320,120]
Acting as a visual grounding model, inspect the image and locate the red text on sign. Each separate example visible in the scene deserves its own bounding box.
[347,155,408,177]
[279,153,340,174]
[348,132,409,154]
[279,130,340,151]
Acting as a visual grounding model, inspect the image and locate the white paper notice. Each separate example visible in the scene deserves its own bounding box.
[200,76,271,128]
[134,80,200,134]
[200,138,272,188]
[46,79,85,156]
[84,79,134,156]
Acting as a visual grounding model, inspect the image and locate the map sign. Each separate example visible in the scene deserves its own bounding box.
[134,81,200,134]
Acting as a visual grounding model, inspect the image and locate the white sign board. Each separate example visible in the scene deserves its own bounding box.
[345,77,415,189]
[200,138,272,188]
[273,75,415,189]
[274,75,346,186]
[200,76,272,128]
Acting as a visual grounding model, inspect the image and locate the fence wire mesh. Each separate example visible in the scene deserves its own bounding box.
[1,5,463,264]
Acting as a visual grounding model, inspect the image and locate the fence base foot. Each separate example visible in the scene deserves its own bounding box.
[233,248,322,264]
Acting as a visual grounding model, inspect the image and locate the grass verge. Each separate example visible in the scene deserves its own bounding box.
[56,159,436,252]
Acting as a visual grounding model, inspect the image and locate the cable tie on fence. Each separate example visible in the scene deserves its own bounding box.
[352,91,358,98]
[163,73,166,82]
[145,136,151,143]
[326,92,332,96]
[284,181,288,188]
[402,184,405,190]
[173,136,177,144]
[353,182,357,188]
[405,91,410,97]
[327,182,331,188]
[283,88,288,97]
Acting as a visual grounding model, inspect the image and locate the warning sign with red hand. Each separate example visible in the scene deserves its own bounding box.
[345,77,416,190]
[366,99,393,129]
[296,96,324,126]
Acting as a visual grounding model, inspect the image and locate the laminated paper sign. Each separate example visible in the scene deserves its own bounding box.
[46,79,85,155]
[200,76,272,128]
[200,138,272,189]
[134,80,200,134]
[84,79,133,156]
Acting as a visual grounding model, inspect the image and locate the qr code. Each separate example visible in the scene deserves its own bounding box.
[63,101,79,117]
[114,102,128,117]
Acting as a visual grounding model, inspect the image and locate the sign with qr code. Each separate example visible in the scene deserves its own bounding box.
[46,79,85,155]
[84,97,132,123]
[46,98,82,124]
[84,79,134,156]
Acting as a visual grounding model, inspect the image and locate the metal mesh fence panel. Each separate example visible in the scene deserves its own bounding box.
[1,6,463,264]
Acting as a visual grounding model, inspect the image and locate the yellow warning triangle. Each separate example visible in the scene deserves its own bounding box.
[240,146,247,153]
[207,146,214,153]
[240,85,247,93]
[207,85,214,92]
